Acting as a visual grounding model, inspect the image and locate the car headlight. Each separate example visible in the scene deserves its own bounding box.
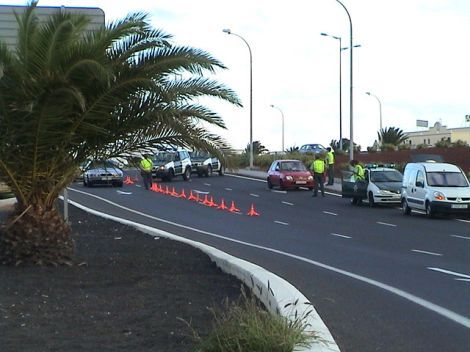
[159,166,165,170]
[285,175,293,181]
[433,191,446,200]
[308,175,313,181]
[377,189,391,195]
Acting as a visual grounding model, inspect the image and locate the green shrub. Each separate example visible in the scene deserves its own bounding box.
[195,290,314,352]
[380,143,396,151]
[397,144,411,150]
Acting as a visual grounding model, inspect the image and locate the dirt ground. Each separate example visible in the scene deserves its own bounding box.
[0,205,245,352]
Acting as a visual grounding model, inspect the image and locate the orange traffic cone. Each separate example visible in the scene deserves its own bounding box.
[171,187,179,197]
[164,186,170,195]
[179,189,187,198]
[247,203,260,216]
[124,176,134,185]
[217,198,228,210]
[188,190,197,201]
[150,183,158,192]
[202,194,211,206]
[228,200,240,213]
[208,196,218,207]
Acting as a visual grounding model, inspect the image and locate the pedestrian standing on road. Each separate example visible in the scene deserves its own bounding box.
[350,159,365,181]
[310,154,326,197]
[325,147,335,185]
[139,154,153,190]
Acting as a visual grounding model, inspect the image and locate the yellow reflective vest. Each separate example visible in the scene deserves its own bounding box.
[311,159,325,174]
[354,164,365,180]
[326,151,335,165]
[140,158,153,172]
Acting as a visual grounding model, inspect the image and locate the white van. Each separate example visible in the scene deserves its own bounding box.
[401,162,470,218]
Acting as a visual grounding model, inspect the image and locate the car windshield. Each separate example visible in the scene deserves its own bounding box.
[426,172,469,187]
[370,170,403,182]
[153,152,174,163]
[88,161,118,170]
[190,151,209,158]
[280,161,307,171]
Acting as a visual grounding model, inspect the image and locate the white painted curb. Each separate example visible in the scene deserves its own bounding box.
[69,200,340,352]
[0,197,16,209]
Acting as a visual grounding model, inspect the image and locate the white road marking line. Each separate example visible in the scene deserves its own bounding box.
[412,249,443,256]
[330,233,351,239]
[272,190,287,194]
[451,235,470,240]
[204,183,211,186]
[282,201,294,206]
[250,193,260,197]
[456,219,470,223]
[226,174,265,182]
[377,221,397,227]
[135,184,142,188]
[274,221,289,226]
[224,188,232,191]
[427,267,470,280]
[193,189,209,194]
[67,188,470,329]
[455,278,470,282]
[323,211,338,216]
[116,190,132,195]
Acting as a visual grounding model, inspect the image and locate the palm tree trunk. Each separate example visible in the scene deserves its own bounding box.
[0,205,74,266]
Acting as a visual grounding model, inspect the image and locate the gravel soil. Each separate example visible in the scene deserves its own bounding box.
[0,205,245,352]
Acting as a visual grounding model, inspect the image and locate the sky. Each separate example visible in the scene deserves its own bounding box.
[6,0,470,151]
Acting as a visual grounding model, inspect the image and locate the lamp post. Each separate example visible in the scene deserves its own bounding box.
[321,32,343,152]
[365,92,383,132]
[335,0,355,161]
[222,28,254,169]
[270,104,285,153]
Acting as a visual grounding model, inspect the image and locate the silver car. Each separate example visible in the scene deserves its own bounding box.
[83,160,124,187]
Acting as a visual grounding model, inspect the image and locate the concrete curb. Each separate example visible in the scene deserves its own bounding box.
[68,199,340,352]
[0,197,16,209]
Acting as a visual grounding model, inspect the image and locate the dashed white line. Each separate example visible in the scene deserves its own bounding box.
[451,235,470,240]
[427,267,470,280]
[377,221,397,227]
[203,183,211,186]
[323,211,338,216]
[282,201,294,206]
[456,219,470,224]
[330,233,351,239]
[272,190,287,194]
[249,193,260,197]
[224,188,232,191]
[135,184,142,188]
[274,221,289,226]
[412,249,443,256]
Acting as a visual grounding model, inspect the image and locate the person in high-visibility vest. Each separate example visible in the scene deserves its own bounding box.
[326,147,335,185]
[350,159,365,181]
[310,154,326,197]
[139,154,154,190]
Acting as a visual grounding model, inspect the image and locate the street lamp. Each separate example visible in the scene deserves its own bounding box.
[222,28,254,169]
[270,104,285,153]
[365,92,383,132]
[321,32,343,152]
[335,0,355,161]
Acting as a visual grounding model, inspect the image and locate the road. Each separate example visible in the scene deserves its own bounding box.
[67,172,470,352]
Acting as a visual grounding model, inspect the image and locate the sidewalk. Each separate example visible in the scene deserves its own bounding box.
[230,168,342,193]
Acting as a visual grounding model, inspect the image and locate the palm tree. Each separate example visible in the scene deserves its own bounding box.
[377,127,408,146]
[0,2,241,265]
[244,141,268,156]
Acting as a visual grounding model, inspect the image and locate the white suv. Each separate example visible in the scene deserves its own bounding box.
[151,150,192,182]
[401,162,470,218]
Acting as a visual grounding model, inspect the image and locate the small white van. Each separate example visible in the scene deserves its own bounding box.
[401,162,470,218]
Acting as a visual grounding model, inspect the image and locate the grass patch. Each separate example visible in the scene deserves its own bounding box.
[193,289,315,352]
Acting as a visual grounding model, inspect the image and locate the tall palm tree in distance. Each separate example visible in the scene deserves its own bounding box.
[0,1,241,265]
[377,127,408,146]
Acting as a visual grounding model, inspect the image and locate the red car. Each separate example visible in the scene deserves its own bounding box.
[267,159,314,190]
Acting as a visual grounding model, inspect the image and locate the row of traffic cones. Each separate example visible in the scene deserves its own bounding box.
[147,182,259,216]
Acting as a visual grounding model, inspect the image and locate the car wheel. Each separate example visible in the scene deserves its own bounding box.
[267,178,273,189]
[183,167,191,181]
[402,198,411,215]
[218,166,225,176]
[206,165,212,177]
[368,192,375,207]
[166,169,174,182]
[425,201,434,219]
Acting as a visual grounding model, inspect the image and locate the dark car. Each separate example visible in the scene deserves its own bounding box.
[267,160,314,190]
[298,143,327,154]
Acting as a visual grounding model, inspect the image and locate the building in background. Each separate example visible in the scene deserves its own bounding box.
[0,4,104,50]
[404,122,470,147]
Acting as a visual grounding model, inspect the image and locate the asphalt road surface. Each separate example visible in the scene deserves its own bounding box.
[67,172,470,352]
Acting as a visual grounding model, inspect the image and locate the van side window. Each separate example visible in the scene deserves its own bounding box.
[416,171,425,186]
